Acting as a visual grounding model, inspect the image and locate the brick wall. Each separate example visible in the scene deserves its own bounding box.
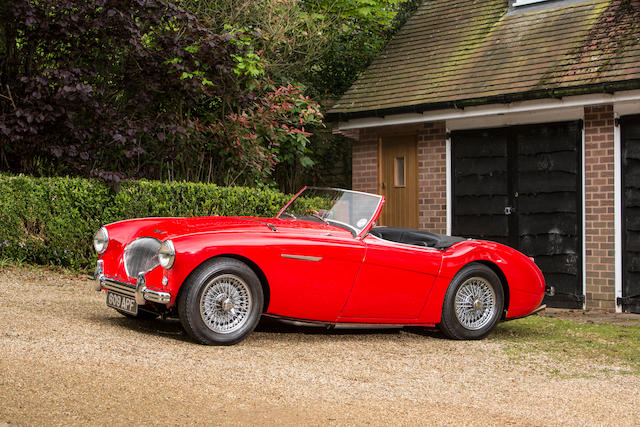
[417,121,447,234]
[584,104,616,310]
[352,128,378,194]
[352,122,447,234]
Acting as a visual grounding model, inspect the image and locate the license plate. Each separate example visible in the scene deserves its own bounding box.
[106,291,138,316]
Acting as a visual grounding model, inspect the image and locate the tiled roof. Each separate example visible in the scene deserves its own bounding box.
[328,0,640,120]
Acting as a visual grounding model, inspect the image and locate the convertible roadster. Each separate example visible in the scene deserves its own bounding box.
[93,187,545,345]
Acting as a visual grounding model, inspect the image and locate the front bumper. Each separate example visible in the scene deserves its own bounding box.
[95,261,170,305]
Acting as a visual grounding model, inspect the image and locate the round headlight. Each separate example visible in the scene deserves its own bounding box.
[158,240,175,269]
[93,227,109,254]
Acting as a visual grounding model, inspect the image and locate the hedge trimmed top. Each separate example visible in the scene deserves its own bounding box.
[0,175,291,270]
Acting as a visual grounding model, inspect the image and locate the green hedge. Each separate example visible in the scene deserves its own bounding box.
[0,174,290,270]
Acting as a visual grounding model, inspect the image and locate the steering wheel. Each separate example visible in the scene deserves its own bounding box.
[304,209,327,223]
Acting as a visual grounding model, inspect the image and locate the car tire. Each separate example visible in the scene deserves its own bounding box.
[438,262,504,340]
[116,308,159,320]
[178,257,263,345]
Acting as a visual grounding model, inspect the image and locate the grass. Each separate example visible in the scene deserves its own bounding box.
[492,315,640,375]
[0,258,24,270]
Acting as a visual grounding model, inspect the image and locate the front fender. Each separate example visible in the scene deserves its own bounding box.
[161,231,276,307]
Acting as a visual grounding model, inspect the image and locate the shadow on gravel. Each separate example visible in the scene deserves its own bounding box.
[88,312,447,343]
[254,316,398,336]
[254,317,447,340]
[402,326,448,339]
[88,313,193,342]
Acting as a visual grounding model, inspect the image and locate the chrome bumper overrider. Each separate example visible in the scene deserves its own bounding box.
[95,262,170,305]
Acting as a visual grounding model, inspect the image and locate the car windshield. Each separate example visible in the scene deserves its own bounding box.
[277,187,383,236]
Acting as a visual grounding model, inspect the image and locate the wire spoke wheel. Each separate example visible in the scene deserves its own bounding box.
[454,276,496,330]
[179,258,263,345]
[200,274,252,334]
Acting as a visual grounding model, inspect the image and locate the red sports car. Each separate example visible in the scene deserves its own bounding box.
[93,187,545,345]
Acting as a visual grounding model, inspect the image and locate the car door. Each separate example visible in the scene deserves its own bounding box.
[338,235,443,321]
[263,229,367,322]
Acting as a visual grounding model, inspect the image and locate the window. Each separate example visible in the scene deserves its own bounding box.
[394,156,405,187]
[509,0,588,15]
[512,0,551,5]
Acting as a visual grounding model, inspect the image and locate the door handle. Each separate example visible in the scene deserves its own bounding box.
[504,206,515,215]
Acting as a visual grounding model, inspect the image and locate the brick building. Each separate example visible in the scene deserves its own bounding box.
[327,0,640,312]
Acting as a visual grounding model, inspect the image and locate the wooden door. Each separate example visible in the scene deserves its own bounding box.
[379,134,418,228]
[621,114,640,313]
[452,121,583,309]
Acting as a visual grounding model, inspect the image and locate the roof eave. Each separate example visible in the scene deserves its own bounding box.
[325,79,640,123]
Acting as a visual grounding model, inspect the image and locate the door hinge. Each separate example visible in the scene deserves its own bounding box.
[617,295,640,305]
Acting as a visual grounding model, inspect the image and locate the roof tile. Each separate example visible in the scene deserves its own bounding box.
[329,0,640,118]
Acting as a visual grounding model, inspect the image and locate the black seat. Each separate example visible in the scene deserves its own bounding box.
[369,227,466,250]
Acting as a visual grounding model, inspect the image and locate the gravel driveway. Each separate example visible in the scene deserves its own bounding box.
[1,267,638,426]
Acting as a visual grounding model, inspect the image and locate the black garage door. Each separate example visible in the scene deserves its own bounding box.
[621,114,640,313]
[452,121,583,309]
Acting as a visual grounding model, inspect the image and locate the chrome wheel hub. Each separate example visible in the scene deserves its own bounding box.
[200,274,252,334]
[454,277,496,330]
[221,297,234,312]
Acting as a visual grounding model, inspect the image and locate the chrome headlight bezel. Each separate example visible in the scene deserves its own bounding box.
[93,227,109,254]
[158,240,175,269]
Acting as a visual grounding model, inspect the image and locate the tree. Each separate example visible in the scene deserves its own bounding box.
[177,0,420,97]
[174,0,420,191]
[0,0,322,185]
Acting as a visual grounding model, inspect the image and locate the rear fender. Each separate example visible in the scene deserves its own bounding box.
[417,241,545,323]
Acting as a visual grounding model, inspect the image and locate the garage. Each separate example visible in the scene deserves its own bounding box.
[451,121,583,309]
[621,114,640,314]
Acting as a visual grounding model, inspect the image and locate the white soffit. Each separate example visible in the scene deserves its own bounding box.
[616,99,640,116]
[446,107,583,130]
[337,90,640,131]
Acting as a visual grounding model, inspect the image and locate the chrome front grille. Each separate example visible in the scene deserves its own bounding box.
[124,237,161,278]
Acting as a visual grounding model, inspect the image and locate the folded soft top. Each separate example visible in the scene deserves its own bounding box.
[369,227,466,250]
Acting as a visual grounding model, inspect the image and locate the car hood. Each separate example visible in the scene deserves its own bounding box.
[105,215,350,243]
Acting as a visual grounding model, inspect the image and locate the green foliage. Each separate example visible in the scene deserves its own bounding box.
[226,25,266,83]
[208,83,323,186]
[178,0,421,98]
[0,0,423,191]
[0,0,252,181]
[0,174,291,270]
[0,0,326,188]
[302,0,422,97]
[174,0,420,191]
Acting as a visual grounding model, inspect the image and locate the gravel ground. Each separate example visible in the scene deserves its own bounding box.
[1,266,639,426]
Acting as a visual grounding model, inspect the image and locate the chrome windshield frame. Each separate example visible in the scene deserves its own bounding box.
[276,186,385,239]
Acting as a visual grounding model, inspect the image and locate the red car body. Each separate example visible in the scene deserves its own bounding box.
[95,188,545,335]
